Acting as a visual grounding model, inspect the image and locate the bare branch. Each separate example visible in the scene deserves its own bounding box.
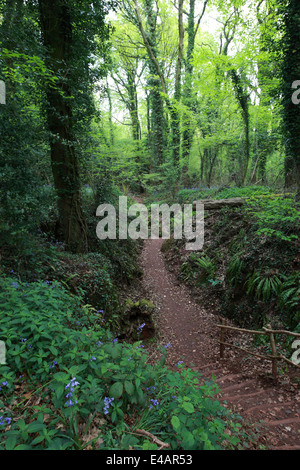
[133,0,167,95]
[194,0,209,40]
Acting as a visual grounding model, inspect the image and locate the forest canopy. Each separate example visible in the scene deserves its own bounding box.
[0,0,299,254]
[0,0,299,453]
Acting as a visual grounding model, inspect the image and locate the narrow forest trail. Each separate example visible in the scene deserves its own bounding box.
[140,237,300,451]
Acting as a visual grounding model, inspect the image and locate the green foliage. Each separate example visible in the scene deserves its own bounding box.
[0,276,105,382]
[0,276,246,450]
[175,186,275,205]
[216,186,273,200]
[0,6,58,249]
[176,187,217,204]
[245,196,299,242]
[180,253,217,286]
[48,252,121,319]
[245,270,283,303]
[171,189,299,331]
[278,273,300,329]
[226,255,244,288]
[139,363,243,451]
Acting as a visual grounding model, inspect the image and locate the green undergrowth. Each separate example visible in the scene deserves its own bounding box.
[0,275,258,450]
[164,189,299,339]
[175,185,276,204]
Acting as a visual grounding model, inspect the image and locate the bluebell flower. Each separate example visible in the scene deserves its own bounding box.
[65,399,75,407]
[149,399,159,410]
[103,396,114,414]
[137,323,146,335]
[0,416,11,426]
[0,381,9,391]
[65,377,80,407]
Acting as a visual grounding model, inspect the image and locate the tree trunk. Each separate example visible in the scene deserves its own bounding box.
[171,0,184,170]
[127,71,141,141]
[281,0,300,199]
[134,0,167,167]
[38,0,88,253]
[229,68,250,184]
[181,0,208,165]
[182,0,195,163]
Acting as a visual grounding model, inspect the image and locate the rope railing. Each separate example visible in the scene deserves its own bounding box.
[217,319,300,380]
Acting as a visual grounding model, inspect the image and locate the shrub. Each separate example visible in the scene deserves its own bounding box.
[245,196,299,243]
[245,270,284,302]
[180,254,217,286]
[0,276,246,450]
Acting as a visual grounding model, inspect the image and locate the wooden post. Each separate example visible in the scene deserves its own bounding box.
[267,324,278,380]
[220,318,226,358]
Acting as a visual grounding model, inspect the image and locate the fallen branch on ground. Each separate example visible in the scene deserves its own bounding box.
[132,428,170,449]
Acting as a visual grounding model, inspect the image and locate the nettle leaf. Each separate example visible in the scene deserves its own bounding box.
[111,343,122,359]
[124,380,134,396]
[109,381,123,399]
[171,415,181,431]
[27,422,45,433]
[5,435,17,450]
[182,401,195,414]
[181,430,195,449]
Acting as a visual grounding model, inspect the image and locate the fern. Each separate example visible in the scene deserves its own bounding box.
[279,273,300,310]
[179,261,194,281]
[180,254,216,285]
[226,255,244,287]
[246,270,283,302]
[194,255,216,285]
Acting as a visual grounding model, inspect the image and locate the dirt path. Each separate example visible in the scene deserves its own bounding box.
[140,237,300,450]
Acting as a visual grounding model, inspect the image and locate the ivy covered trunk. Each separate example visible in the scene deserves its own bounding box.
[281,0,300,199]
[182,0,196,164]
[144,0,166,167]
[171,0,184,172]
[126,71,141,142]
[38,0,88,252]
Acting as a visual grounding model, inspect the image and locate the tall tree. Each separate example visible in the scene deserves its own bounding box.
[280,0,300,197]
[182,0,208,163]
[0,0,50,242]
[219,7,251,185]
[170,0,184,169]
[38,0,114,251]
[138,0,167,167]
[38,0,88,253]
